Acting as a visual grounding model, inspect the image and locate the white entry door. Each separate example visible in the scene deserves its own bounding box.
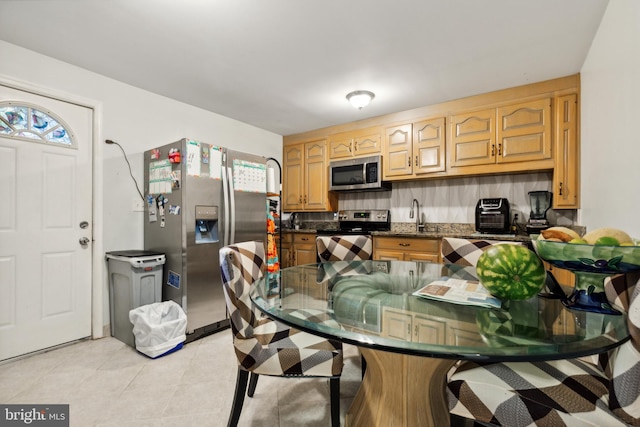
[0,84,93,361]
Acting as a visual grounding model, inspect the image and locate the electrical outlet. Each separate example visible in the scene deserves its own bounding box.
[132,198,145,212]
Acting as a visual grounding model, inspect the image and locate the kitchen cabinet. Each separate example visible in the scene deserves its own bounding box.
[382,309,448,343]
[373,236,440,262]
[449,98,552,170]
[328,126,382,159]
[547,306,577,335]
[278,232,292,269]
[292,232,317,266]
[383,117,446,179]
[449,108,495,168]
[282,76,580,201]
[543,261,575,287]
[553,94,579,209]
[382,307,480,346]
[283,140,337,212]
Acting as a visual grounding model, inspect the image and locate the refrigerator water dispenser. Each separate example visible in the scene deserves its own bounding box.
[195,205,219,244]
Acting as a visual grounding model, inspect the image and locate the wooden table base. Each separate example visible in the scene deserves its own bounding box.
[346,348,457,427]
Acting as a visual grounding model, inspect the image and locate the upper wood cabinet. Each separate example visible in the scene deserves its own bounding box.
[553,94,579,209]
[384,118,446,179]
[283,140,337,212]
[328,126,382,159]
[449,98,552,169]
[497,98,552,164]
[449,108,495,167]
[282,76,580,208]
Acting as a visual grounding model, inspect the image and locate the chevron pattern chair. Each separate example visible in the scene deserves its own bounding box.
[219,241,344,427]
[447,271,640,426]
[441,237,525,267]
[316,234,373,262]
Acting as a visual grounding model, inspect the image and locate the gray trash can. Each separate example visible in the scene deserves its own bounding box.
[106,250,165,347]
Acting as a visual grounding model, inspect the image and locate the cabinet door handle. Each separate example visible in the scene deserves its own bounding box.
[407,324,411,337]
[399,243,410,247]
[415,155,418,167]
[353,139,357,151]
[349,140,353,152]
[498,143,502,156]
[559,182,563,195]
[491,144,495,156]
[304,195,307,204]
[301,237,308,241]
[299,196,303,204]
[414,325,418,336]
[408,157,411,167]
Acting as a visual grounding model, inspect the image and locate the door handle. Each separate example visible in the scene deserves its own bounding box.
[79,237,90,246]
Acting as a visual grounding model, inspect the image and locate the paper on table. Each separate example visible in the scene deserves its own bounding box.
[413,277,502,308]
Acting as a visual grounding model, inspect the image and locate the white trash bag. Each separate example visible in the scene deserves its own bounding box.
[129,300,187,358]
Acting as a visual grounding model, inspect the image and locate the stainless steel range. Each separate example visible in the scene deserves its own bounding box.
[327,209,390,235]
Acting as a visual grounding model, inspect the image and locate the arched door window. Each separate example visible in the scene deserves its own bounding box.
[0,101,76,148]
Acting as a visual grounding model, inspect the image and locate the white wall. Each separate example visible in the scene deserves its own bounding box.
[0,40,282,332]
[580,0,640,237]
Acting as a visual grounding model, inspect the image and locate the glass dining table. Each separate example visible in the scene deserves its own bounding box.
[250,260,630,427]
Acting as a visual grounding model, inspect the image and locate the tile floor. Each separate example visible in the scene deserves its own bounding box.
[0,333,363,426]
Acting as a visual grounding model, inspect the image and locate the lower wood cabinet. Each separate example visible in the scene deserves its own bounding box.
[278,233,292,269]
[278,232,317,267]
[373,236,440,262]
[292,232,317,266]
[381,307,482,346]
[543,261,575,287]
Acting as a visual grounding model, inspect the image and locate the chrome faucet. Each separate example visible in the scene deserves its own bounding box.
[409,198,423,232]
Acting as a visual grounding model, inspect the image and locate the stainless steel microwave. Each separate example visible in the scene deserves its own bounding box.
[329,155,391,192]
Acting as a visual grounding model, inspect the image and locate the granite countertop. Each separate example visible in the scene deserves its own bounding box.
[369,230,531,242]
[280,223,533,242]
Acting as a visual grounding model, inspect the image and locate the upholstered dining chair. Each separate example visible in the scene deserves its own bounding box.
[316,234,373,379]
[219,241,344,427]
[447,271,640,427]
[316,234,373,262]
[441,237,525,267]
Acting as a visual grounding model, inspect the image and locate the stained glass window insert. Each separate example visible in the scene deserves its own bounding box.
[0,103,74,147]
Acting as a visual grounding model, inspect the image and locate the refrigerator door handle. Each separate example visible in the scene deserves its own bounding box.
[227,166,236,244]
[222,163,230,246]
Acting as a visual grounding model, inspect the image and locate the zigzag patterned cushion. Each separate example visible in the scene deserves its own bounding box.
[448,359,624,426]
[316,235,373,262]
[441,237,525,267]
[606,271,640,425]
[220,241,343,377]
[448,270,640,427]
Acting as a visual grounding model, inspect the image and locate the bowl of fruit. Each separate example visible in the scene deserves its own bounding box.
[531,227,640,314]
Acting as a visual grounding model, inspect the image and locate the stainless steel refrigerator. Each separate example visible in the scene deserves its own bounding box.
[144,138,267,341]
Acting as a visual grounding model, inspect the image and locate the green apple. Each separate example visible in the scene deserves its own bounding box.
[568,238,588,244]
[594,236,620,246]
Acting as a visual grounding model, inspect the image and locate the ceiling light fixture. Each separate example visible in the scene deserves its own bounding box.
[346,90,375,110]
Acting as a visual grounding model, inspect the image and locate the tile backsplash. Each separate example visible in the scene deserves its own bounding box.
[338,171,577,226]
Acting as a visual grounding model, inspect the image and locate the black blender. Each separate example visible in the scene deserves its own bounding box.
[526,191,552,234]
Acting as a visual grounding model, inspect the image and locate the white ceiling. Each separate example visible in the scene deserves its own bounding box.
[0,0,609,136]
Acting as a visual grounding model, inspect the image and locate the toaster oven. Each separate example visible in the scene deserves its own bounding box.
[475,198,511,234]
